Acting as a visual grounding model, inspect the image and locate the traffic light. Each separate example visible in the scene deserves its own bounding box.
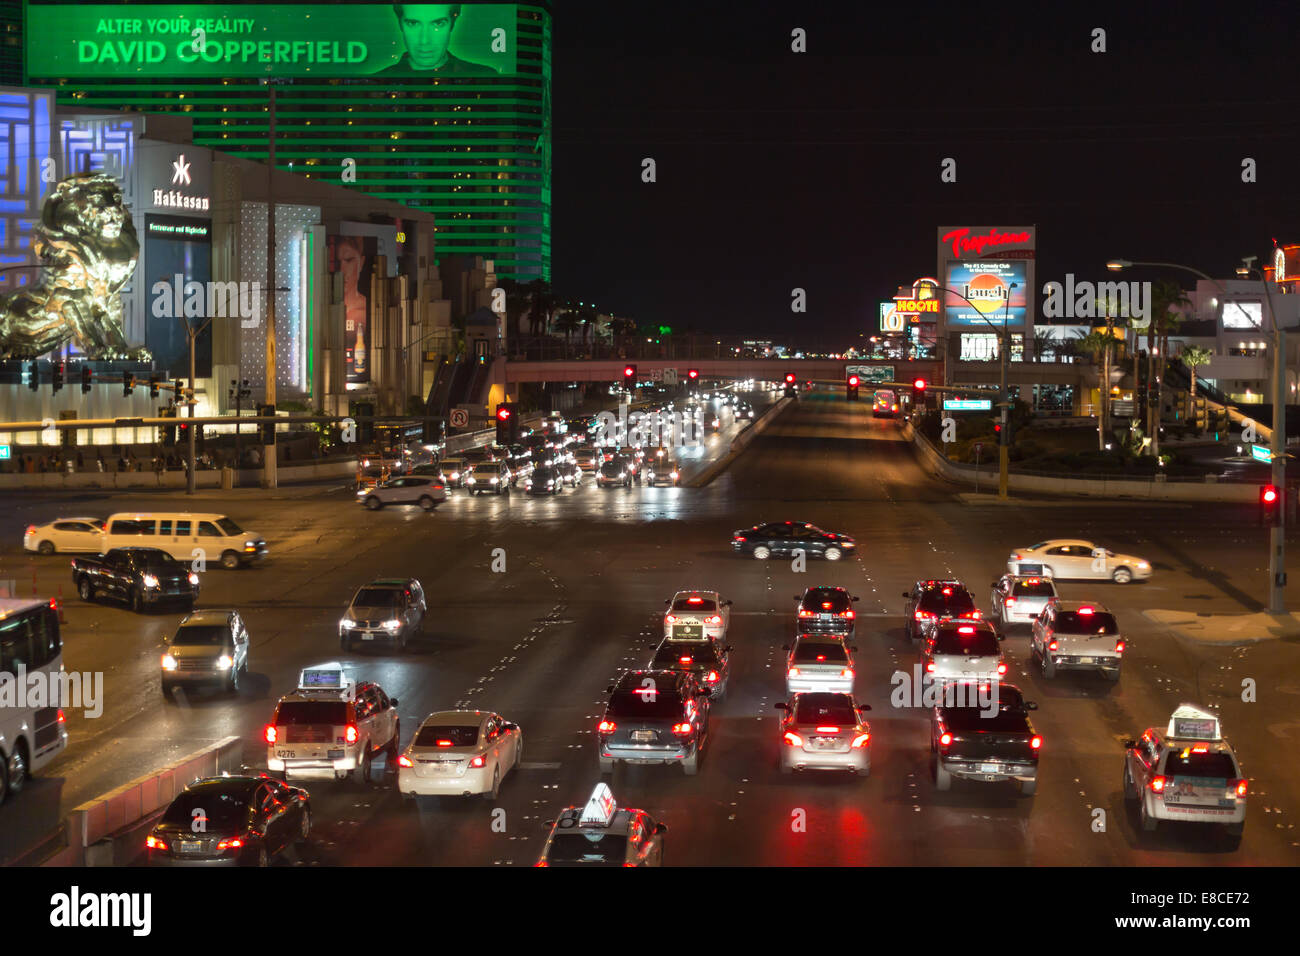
[687,369,699,382]
[622,365,637,390]
[52,361,64,392]
[159,406,177,447]
[148,374,160,398]
[81,366,93,394]
[257,404,276,446]
[911,378,927,404]
[495,402,518,444]
[846,373,860,401]
[123,372,135,397]
[783,371,797,398]
[177,419,190,445]
[27,361,38,391]
[174,379,184,404]
[1260,484,1282,526]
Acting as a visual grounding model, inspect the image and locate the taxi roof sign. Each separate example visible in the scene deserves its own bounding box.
[1167,703,1222,741]
[298,662,353,695]
[579,783,618,827]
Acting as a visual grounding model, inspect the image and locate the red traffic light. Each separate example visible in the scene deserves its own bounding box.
[623,365,636,378]
[1262,485,1279,504]
[847,375,860,387]
[687,369,699,380]
[913,378,927,391]
[497,407,512,421]
[785,373,796,384]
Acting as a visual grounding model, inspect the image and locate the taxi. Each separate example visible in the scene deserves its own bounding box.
[536,784,667,867]
[265,663,400,784]
[663,590,732,642]
[1123,704,1247,846]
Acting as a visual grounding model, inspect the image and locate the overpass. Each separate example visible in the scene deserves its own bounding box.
[496,357,944,385]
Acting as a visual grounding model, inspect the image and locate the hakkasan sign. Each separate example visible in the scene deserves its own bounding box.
[25,4,518,78]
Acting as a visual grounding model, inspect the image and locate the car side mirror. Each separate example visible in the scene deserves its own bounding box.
[773,702,788,711]
[502,721,518,731]
[793,595,801,601]
[1025,701,1038,711]
[653,822,668,836]
[858,704,873,712]
[664,599,671,606]
[849,645,859,653]
[781,644,790,651]
[542,820,553,829]
[389,698,399,707]
[997,633,1006,641]
[724,600,733,606]
[1123,739,1136,749]
[902,592,911,599]
[852,596,860,602]
[724,645,734,653]
[990,582,999,588]
[606,685,615,694]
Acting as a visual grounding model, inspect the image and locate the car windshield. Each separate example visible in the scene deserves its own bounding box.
[161,785,255,829]
[276,701,347,724]
[919,590,976,613]
[793,695,857,724]
[216,518,243,536]
[804,589,851,611]
[1165,750,1237,778]
[792,641,848,664]
[933,628,1000,655]
[414,725,479,748]
[600,462,623,476]
[1054,611,1119,635]
[608,689,686,719]
[546,832,629,865]
[352,588,400,608]
[1012,581,1056,597]
[652,643,720,667]
[173,625,228,646]
[472,465,499,475]
[672,596,717,612]
[136,552,183,570]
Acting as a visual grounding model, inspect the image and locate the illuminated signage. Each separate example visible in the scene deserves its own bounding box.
[893,277,942,322]
[1222,301,1262,330]
[940,227,1033,259]
[944,261,1029,326]
[944,398,993,411]
[894,298,940,314]
[1276,247,1287,283]
[1251,444,1273,463]
[880,303,905,332]
[26,4,520,79]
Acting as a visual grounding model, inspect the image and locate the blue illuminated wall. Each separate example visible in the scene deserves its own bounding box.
[0,86,54,293]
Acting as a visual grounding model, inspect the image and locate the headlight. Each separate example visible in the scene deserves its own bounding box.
[216,655,234,670]
[468,476,476,484]
[340,617,356,629]
[1137,561,1150,569]
[188,573,199,585]
[451,471,460,480]
[647,471,655,480]
[383,619,402,631]
[546,480,554,488]
[357,489,370,497]
[142,574,159,588]
[161,654,178,671]
[671,471,679,479]
[490,477,498,484]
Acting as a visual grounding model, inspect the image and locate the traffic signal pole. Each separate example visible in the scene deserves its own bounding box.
[999,321,1010,499]
[1269,327,1286,612]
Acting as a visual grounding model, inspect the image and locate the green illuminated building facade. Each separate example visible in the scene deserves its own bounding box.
[23,1,552,281]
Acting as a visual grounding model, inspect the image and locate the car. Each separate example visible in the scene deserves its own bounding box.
[613,451,641,483]
[989,574,1057,628]
[573,447,599,472]
[597,670,712,775]
[72,547,200,613]
[596,459,631,488]
[735,401,755,420]
[932,682,1040,795]
[522,464,562,495]
[397,710,522,802]
[784,634,857,695]
[466,460,512,495]
[536,784,667,867]
[795,586,859,635]
[872,389,900,418]
[1123,704,1246,845]
[649,637,732,700]
[145,773,311,867]
[774,692,872,776]
[339,578,427,651]
[161,609,251,698]
[555,460,583,487]
[1031,599,1125,680]
[357,475,447,511]
[438,456,470,488]
[23,517,104,555]
[732,521,856,561]
[663,590,731,641]
[921,620,1006,685]
[407,462,445,479]
[265,663,400,783]
[643,457,680,486]
[902,579,981,641]
[102,512,268,569]
[1007,539,1152,583]
[355,461,396,491]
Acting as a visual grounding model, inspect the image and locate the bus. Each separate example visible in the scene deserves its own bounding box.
[872,389,899,419]
[0,598,69,803]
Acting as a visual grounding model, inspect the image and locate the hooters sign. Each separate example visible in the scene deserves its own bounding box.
[938,226,1035,260]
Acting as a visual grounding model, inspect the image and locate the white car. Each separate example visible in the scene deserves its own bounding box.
[398,711,522,802]
[1007,539,1151,583]
[989,575,1058,627]
[663,590,731,641]
[921,620,1007,685]
[358,475,448,511]
[785,635,857,695]
[23,517,104,554]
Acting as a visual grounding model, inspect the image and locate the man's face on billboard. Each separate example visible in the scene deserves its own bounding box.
[396,4,456,70]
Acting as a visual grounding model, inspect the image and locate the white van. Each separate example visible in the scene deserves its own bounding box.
[103,513,268,570]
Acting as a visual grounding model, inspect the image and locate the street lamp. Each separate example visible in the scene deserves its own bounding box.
[1109,256,1286,613]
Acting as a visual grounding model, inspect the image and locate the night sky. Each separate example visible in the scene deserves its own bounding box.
[550,0,1300,347]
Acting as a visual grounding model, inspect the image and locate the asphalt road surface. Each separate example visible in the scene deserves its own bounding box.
[3,392,1298,866]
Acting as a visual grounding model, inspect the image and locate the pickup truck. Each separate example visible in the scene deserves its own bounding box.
[931,682,1041,796]
[1031,599,1124,681]
[72,547,200,613]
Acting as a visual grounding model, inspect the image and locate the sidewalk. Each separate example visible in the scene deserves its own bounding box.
[1142,608,1300,645]
[955,492,1192,508]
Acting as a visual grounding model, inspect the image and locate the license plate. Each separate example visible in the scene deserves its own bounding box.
[673,625,703,639]
[813,738,839,750]
[327,749,345,759]
[979,763,1002,773]
[276,750,296,759]
[1018,563,1044,574]
[632,731,655,742]
[177,840,202,854]
[361,633,374,640]
[1080,657,1096,664]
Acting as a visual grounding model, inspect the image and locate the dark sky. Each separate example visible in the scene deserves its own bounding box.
[550,0,1300,347]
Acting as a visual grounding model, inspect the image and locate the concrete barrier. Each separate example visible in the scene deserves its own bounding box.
[0,460,357,491]
[903,420,1259,502]
[45,735,243,867]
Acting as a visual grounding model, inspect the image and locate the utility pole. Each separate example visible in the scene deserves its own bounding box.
[263,78,279,489]
[181,315,214,495]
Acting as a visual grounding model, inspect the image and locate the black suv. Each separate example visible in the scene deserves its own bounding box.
[598,670,712,775]
[795,586,860,635]
[649,638,732,700]
[903,579,980,641]
[146,773,311,867]
[732,521,856,561]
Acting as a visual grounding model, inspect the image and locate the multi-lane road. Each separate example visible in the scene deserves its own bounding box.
[4,393,1298,866]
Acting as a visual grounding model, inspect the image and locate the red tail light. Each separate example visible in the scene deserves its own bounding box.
[665,614,678,623]
[798,609,815,618]
[469,754,487,768]
[704,615,722,625]
[1030,735,1042,750]
[821,602,833,610]
[925,661,935,673]
[787,667,800,677]
[1115,640,1125,653]
[598,720,616,733]
[264,725,278,745]
[397,754,413,768]
[216,837,244,851]
[678,656,694,664]
[914,610,934,621]
[1234,779,1248,798]
[535,860,549,867]
[815,726,840,733]
[783,731,803,747]
[146,835,168,851]
[851,733,871,749]
[671,722,693,736]
[840,668,854,679]
[970,610,982,619]
[345,725,359,744]
[734,535,747,542]
[939,732,952,747]
[1150,775,1166,793]
[57,709,66,724]
[957,625,976,634]
[1048,639,1058,651]
[25,525,35,536]
[1004,597,1016,605]
[996,662,1007,675]
[840,610,855,619]
[1011,553,1022,560]
[705,671,719,683]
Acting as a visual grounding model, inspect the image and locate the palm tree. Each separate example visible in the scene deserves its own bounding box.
[1146,279,1191,456]
[1180,345,1214,432]
[1077,329,1118,449]
[1031,328,1056,362]
[524,279,559,338]
[553,310,580,344]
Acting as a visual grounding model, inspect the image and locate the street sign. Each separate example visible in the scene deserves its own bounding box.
[943,398,993,411]
[663,368,678,385]
[449,408,469,429]
[0,444,9,460]
[1250,444,1273,463]
[846,365,894,383]
[650,368,664,383]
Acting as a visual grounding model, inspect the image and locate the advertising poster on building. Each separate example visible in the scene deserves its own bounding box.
[26,4,519,78]
[145,213,213,378]
[329,234,376,386]
[943,260,1029,327]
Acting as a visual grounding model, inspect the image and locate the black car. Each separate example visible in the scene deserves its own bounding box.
[649,637,732,699]
[732,521,856,561]
[524,465,562,495]
[796,586,860,635]
[597,459,631,488]
[931,682,1040,796]
[72,547,199,613]
[598,670,712,775]
[146,773,311,866]
[903,579,981,641]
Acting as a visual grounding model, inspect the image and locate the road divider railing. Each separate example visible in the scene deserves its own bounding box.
[689,397,794,488]
[42,735,242,867]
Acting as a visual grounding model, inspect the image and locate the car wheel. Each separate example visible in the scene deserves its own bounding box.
[130,588,144,613]
[1104,667,1121,682]
[77,576,94,602]
[1018,778,1037,796]
[295,806,312,843]
[682,753,699,776]
[418,495,435,511]
[220,550,240,570]
[387,722,400,760]
[365,496,383,510]
[228,666,240,695]
[1042,653,1057,678]
[2,742,28,799]
[361,747,374,784]
[340,634,351,652]
[37,540,55,555]
[1140,798,1158,832]
[779,753,792,774]
[514,740,523,770]
[752,545,771,560]
[824,546,843,561]
[256,845,269,867]
[932,755,952,791]
[484,765,501,801]
[1123,763,1138,802]
[1112,567,1133,584]
[1224,827,1243,850]
[598,758,615,775]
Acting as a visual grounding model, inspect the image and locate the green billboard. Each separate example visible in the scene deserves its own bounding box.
[25,3,518,77]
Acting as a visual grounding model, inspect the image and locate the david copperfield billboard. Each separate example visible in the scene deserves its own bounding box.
[25,4,519,78]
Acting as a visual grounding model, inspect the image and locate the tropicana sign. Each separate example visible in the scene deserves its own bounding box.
[941,227,1033,259]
